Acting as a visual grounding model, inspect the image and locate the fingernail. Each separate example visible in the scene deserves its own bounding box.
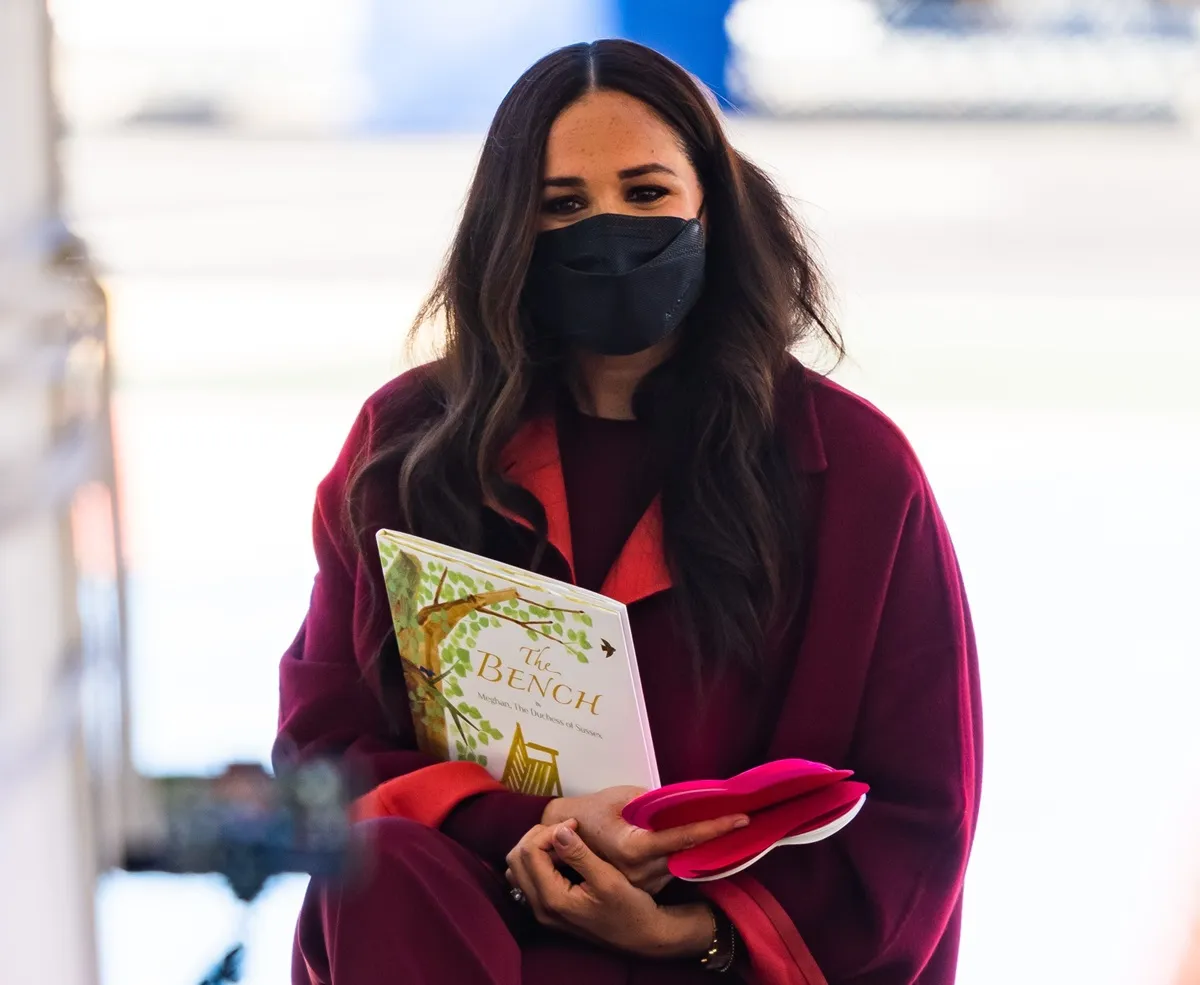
[734,816,750,829]
[555,825,576,847]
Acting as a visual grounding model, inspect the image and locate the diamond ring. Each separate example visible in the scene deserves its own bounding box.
[509,887,527,906]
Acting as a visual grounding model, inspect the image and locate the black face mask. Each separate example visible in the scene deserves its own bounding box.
[523,212,706,357]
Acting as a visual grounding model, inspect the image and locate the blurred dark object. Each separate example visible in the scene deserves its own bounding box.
[122,759,354,902]
[198,945,244,985]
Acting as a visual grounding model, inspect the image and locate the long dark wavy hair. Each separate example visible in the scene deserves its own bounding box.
[349,40,841,676]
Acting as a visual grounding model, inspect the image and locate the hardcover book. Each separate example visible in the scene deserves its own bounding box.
[377,529,660,798]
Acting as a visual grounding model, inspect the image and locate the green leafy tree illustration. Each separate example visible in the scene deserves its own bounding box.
[378,537,597,765]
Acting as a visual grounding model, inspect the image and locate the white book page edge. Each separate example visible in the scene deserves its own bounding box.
[378,529,624,612]
[620,612,660,788]
[679,793,868,883]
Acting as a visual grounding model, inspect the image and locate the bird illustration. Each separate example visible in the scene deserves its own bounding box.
[600,638,615,659]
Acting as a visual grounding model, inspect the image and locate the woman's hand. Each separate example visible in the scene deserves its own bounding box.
[506,822,715,959]
[542,787,747,894]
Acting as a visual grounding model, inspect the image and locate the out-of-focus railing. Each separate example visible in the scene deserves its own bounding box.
[728,0,1200,120]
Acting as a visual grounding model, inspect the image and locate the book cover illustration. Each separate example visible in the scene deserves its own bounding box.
[377,529,659,798]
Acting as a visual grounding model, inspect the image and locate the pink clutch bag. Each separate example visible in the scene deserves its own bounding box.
[621,759,869,882]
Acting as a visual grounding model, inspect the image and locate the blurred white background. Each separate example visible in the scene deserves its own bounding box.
[37,0,1200,982]
[73,120,1200,985]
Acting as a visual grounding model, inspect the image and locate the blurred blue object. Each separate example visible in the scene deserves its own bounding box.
[358,0,739,133]
[359,0,618,133]
[616,0,737,106]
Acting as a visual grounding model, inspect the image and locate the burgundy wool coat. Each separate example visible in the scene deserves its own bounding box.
[275,357,982,985]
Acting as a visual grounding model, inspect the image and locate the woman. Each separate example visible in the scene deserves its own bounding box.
[276,39,981,985]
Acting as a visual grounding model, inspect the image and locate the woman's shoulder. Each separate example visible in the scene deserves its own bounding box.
[358,362,444,434]
[320,363,443,491]
[778,358,927,497]
[328,361,446,468]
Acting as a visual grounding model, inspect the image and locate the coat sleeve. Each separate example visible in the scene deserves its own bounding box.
[272,399,550,866]
[703,476,982,985]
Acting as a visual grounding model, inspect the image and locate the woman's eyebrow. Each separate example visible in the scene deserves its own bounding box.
[618,163,677,179]
[542,163,677,187]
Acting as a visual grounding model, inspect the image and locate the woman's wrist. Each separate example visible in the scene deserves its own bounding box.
[640,902,715,959]
[443,790,554,866]
[698,906,738,973]
[541,797,571,827]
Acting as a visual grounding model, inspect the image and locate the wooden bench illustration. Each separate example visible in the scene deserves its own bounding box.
[501,722,564,798]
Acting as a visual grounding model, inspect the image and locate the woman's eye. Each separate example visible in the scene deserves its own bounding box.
[627,185,669,204]
[542,196,585,215]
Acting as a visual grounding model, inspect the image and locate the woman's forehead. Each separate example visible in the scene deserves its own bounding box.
[543,90,691,180]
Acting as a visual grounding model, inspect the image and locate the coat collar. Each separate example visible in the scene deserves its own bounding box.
[490,365,827,606]
[494,412,673,607]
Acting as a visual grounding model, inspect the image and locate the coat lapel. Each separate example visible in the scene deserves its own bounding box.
[495,413,576,581]
[600,498,673,605]
[496,413,673,606]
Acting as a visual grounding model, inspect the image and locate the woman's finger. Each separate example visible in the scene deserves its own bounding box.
[549,825,623,901]
[504,818,577,881]
[525,830,584,921]
[507,824,583,929]
[636,812,749,859]
[505,828,557,925]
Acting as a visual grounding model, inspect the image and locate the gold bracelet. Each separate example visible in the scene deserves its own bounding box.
[700,908,737,974]
[699,907,721,969]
